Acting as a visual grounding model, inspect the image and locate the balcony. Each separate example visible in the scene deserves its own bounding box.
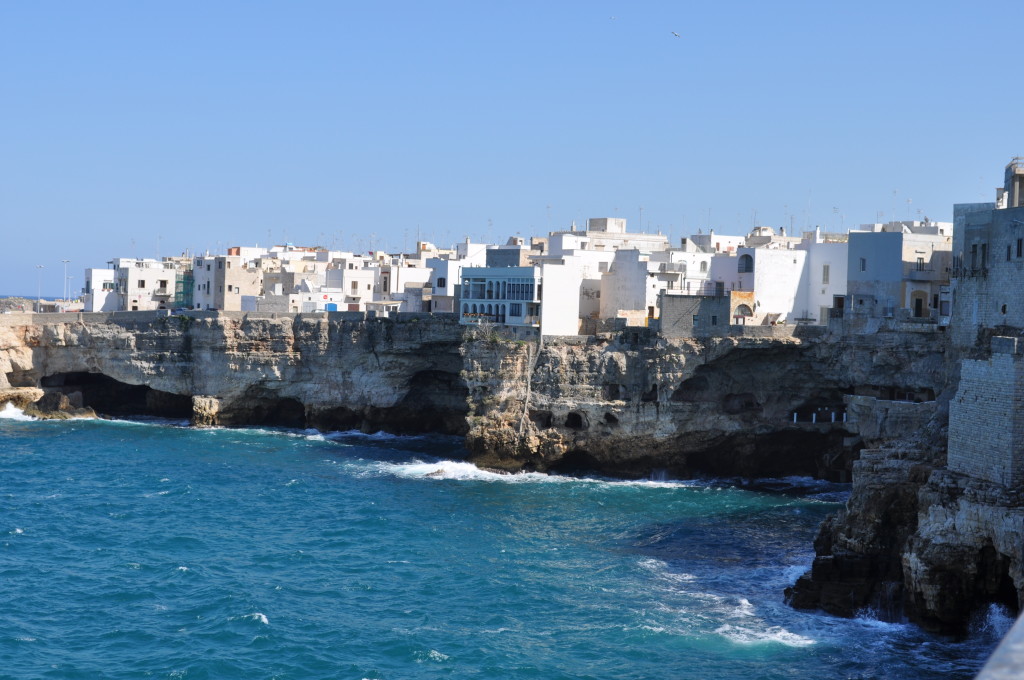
[153,288,171,297]
[904,266,942,282]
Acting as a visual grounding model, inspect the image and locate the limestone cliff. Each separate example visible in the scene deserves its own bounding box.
[0,312,469,434]
[461,325,947,481]
[4,310,1011,634]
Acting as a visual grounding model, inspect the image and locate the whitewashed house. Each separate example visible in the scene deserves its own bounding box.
[82,268,118,312]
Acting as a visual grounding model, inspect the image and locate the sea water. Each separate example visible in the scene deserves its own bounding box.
[0,407,1010,679]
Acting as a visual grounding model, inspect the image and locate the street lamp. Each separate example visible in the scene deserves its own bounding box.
[61,259,70,309]
[35,265,44,312]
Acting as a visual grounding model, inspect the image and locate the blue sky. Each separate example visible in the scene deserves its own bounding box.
[1,1,1020,296]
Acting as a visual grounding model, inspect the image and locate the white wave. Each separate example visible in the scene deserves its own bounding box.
[972,603,1015,638]
[0,403,35,421]
[379,460,712,489]
[733,598,756,618]
[412,649,450,663]
[852,609,912,632]
[10,528,24,535]
[176,566,189,572]
[251,612,269,625]
[637,558,698,583]
[715,624,816,647]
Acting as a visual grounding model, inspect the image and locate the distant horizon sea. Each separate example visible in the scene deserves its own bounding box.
[0,406,1009,679]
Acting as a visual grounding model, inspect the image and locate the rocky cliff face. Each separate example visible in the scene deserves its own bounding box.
[460,324,948,481]
[0,312,469,434]
[5,311,1011,634]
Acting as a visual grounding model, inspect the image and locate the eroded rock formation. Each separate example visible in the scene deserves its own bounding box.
[2,310,1017,634]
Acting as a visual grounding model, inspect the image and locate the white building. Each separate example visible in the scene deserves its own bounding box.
[794,229,849,323]
[82,268,118,312]
[459,264,581,337]
[109,257,189,311]
[548,217,670,256]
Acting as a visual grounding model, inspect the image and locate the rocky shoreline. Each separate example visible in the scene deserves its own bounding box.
[1,310,1019,634]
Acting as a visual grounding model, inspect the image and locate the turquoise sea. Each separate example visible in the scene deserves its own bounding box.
[0,406,1009,679]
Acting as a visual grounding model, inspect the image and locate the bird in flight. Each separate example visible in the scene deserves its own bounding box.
[671,31,681,38]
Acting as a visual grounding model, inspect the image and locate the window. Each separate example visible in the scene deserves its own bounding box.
[509,303,522,316]
[228,285,233,292]
[917,257,925,271]
[206,264,211,271]
[138,280,145,288]
[822,264,830,284]
[437,277,446,288]
[711,315,718,326]
[1018,239,1023,258]
[738,254,754,273]
[859,257,867,272]
[971,244,978,268]
[218,261,223,269]
[699,261,708,273]
[692,315,699,325]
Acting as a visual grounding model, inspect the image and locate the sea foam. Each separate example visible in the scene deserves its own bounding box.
[0,403,35,421]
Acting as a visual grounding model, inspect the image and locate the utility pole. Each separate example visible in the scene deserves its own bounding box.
[35,265,44,312]
[61,259,70,309]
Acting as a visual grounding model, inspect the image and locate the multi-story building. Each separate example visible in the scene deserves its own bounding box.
[107,257,192,311]
[459,264,581,337]
[949,158,1024,347]
[192,253,268,311]
[846,220,953,322]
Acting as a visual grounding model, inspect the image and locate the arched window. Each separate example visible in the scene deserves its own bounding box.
[462,304,469,314]
[738,254,754,273]
[734,304,753,317]
[700,261,708,273]
[472,304,478,314]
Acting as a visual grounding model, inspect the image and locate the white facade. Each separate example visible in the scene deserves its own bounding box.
[685,230,746,254]
[599,250,651,319]
[794,230,849,323]
[708,247,808,323]
[459,264,581,337]
[83,268,118,312]
[110,258,185,311]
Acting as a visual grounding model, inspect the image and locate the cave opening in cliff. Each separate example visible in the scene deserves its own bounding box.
[564,411,588,430]
[233,389,308,429]
[39,372,193,419]
[549,448,602,476]
[976,544,1021,618]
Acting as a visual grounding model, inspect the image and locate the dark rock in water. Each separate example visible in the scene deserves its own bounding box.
[26,390,96,419]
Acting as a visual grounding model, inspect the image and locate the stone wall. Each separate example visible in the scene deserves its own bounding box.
[948,336,1024,487]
